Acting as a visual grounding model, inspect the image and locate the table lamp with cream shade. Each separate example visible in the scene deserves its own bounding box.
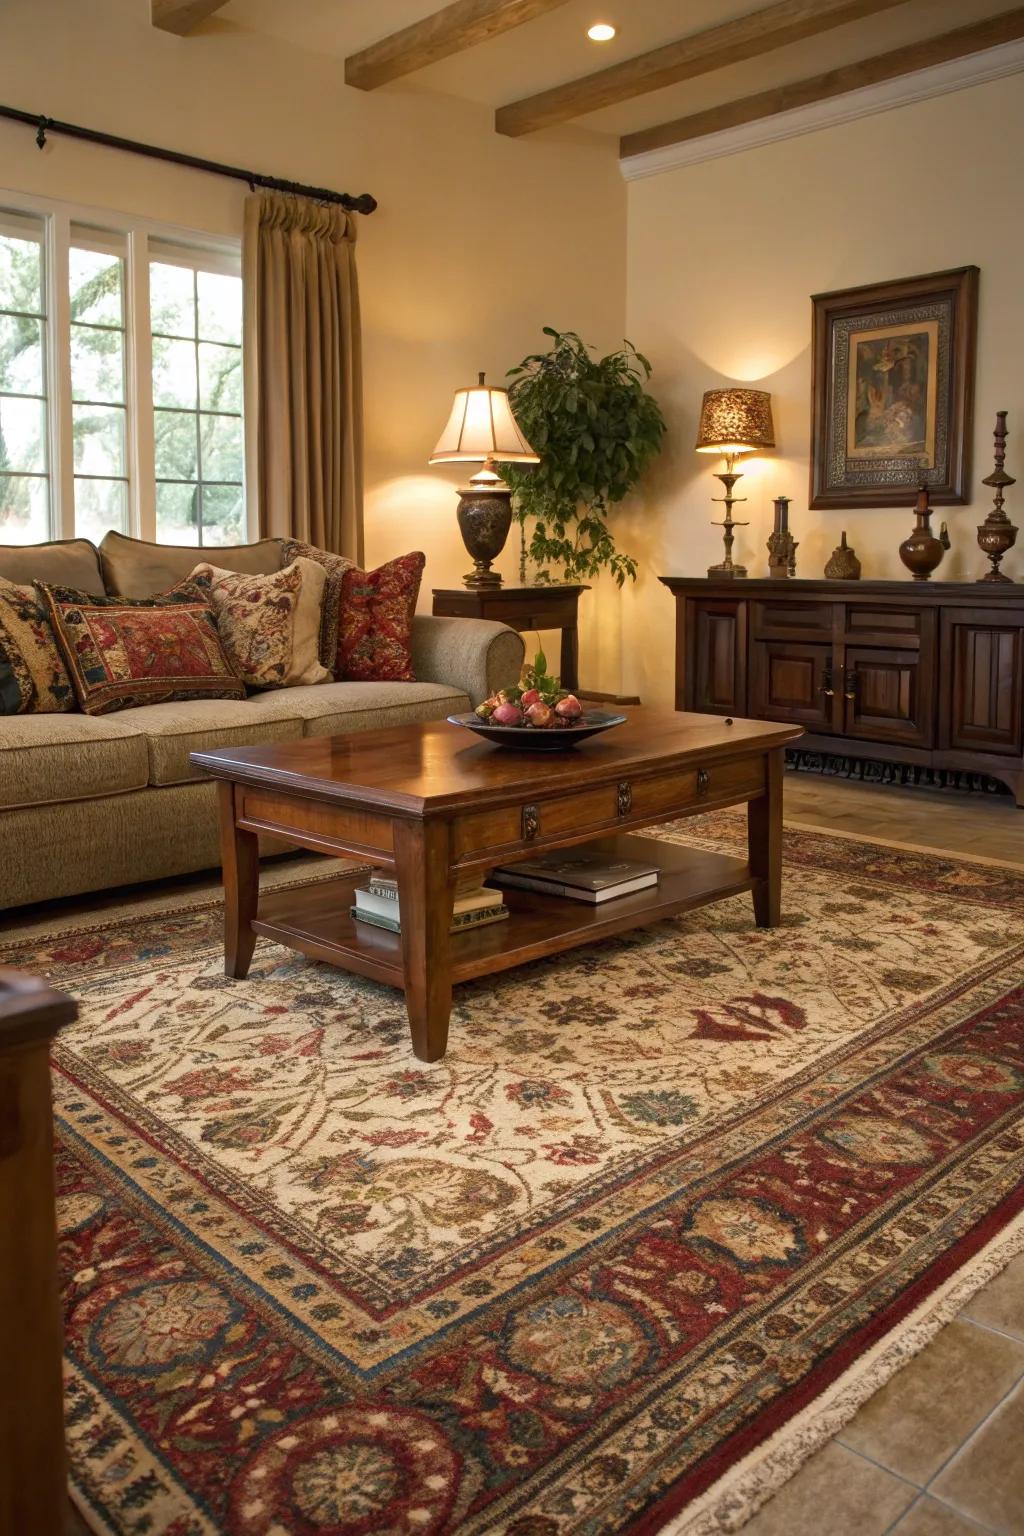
[695,387,775,578]
[430,372,540,589]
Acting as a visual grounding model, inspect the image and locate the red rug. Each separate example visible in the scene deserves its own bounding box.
[6,815,1024,1535]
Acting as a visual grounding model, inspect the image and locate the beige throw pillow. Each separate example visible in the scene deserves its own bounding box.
[190,557,330,690]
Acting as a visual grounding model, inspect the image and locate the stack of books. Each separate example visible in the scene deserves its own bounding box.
[490,848,659,904]
[352,873,509,935]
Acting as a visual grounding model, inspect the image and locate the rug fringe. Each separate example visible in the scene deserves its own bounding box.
[661,1211,1024,1534]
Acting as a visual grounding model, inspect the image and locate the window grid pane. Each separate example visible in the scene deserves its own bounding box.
[153,261,243,547]
[0,228,49,543]
[71,246,129,542]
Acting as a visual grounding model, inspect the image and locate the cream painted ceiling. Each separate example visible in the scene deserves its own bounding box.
[218,0,1017,141]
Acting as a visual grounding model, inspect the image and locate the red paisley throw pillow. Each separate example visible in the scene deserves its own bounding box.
[37,580,244,715]
[333,553,425,682]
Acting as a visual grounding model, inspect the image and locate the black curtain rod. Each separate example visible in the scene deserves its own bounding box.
[0,101,377,215]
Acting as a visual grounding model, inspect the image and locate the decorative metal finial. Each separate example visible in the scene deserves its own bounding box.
[977,410,1018,583]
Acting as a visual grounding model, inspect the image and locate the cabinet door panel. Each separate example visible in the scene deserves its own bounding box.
[942,614,1024,755]
[689,600,746,715]
[750,642,835,730]
[843,647,934,747]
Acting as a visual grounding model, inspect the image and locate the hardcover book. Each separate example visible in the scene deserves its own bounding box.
[490,849,659,904]
[351,904,510,936]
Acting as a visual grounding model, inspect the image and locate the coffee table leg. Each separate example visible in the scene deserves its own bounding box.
[394,820,454,1062]
[217,781,259,978]
[749,747,783,927]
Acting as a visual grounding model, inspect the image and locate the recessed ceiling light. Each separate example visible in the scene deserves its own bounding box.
[587,22,616,42]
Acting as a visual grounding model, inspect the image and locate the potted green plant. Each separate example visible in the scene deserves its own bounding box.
[502,328,666,587]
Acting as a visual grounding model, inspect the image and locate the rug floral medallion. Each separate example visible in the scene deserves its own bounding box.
[7,813,1024,1536]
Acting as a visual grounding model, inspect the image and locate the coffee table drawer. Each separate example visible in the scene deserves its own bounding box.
[451,753,766,861]
[629,755,764,819]
[452,782,619,859]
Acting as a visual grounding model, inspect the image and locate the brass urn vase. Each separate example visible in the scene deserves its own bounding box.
[899,485,948,581]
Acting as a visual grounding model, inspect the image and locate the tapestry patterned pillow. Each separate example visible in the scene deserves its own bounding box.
[280,539,356,670]
[333,552,425,683]
[0,578,77,715]
[36,580,245,716]
[189,557,330,690]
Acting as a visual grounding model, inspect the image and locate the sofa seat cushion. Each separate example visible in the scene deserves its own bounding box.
[124,698,307,786]
[240,679,469,737]
[0,711,149,809]
[100,530,284,598]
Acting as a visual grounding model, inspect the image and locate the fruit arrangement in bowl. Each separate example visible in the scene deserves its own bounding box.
[447,650,626,751]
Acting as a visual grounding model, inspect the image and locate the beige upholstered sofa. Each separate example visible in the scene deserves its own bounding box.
[0,532,524,909]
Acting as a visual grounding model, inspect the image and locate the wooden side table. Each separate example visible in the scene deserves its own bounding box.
[432,585,589,691]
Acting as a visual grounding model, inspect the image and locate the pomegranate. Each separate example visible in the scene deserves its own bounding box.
[491,702,524,726]
[555,694,583,720]
[526,701,553,728]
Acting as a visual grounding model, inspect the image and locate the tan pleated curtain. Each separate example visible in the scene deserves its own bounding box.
[243,192,364,562]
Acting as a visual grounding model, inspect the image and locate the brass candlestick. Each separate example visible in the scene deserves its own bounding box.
[977,410,1017,583]
[709,454,749,578]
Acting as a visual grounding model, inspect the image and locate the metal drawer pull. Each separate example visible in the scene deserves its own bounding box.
[617,781,632,816]
[821,662,835,698]
[844,672,858,702]
[522,804,540,841]
[697,768,710,796]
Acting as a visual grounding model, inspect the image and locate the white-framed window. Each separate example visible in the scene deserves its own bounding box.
[0,192,246,548]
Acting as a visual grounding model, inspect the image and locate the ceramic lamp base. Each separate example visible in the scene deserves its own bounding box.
[456,485,512,590]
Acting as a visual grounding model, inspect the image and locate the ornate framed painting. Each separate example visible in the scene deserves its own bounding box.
[810,266,978,508]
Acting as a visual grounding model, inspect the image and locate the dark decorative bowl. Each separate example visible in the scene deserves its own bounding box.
[447,710,627,751]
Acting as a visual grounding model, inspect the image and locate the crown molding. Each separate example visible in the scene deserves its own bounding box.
[620,38,1024,182]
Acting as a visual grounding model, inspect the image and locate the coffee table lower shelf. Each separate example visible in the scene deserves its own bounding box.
[251,834,753,990]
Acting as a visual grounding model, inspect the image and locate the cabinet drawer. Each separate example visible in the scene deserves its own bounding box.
[451,756,765,862]
[752,600,836,641]
[845,606,930,648]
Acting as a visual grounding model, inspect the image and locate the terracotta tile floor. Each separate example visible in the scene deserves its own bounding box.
[742,775,1024,1536]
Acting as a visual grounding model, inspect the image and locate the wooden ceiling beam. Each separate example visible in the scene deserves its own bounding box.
[151,0,229,35]
[620,8,1024,158]
[345,0,570,92]
[495,0,911,136]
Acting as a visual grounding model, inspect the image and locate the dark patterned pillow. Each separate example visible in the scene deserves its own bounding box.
[0,578,76,714]
[36,579,245,716]
[280,539,356,670]
[334,552,425,682]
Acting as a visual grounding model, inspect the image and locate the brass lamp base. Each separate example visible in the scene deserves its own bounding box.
[456,458,513,590]
[457,488,512,589]
[708,459,749,579]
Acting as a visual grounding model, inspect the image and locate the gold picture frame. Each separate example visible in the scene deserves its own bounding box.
[810,267,978,509]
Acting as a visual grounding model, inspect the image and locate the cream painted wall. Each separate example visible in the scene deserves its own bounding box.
[621,73,1024,707]
[0,0,625,662]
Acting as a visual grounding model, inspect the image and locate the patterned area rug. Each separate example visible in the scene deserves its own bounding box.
[6,813,1024,1536]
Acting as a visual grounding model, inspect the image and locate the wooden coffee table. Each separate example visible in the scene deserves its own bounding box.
[192,709,803,1061]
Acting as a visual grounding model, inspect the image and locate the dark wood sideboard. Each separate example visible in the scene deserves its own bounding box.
[659,578,1024,806]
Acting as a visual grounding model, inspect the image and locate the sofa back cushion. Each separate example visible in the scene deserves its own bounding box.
[0,537,104,594]
[37,579,245,715]
[100,530,284,597]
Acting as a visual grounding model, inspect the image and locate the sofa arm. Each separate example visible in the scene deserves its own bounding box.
[411,615,525,706]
